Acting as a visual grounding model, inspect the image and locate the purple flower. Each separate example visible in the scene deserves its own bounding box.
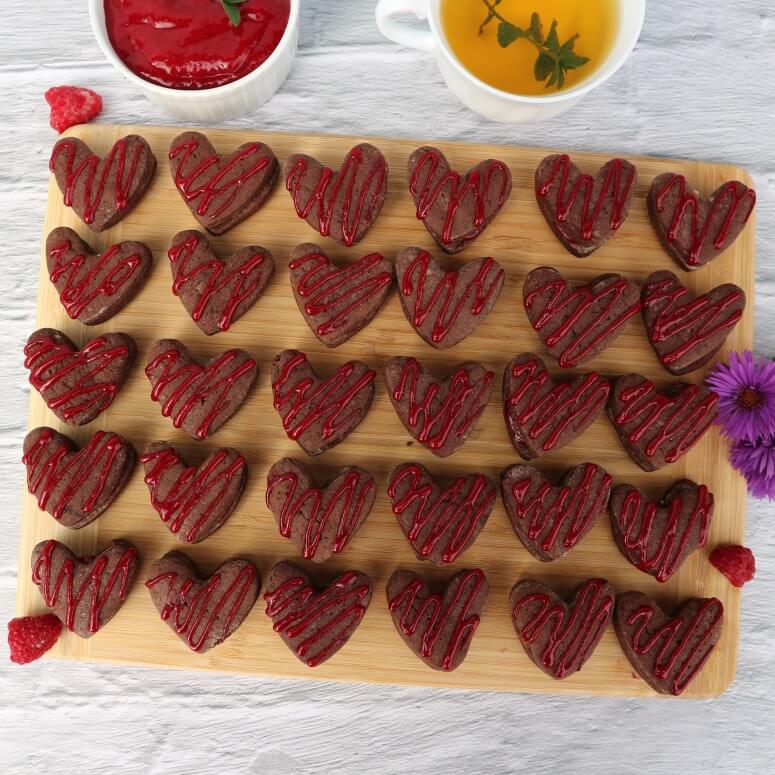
[731,437,775,500]
[705,351,775,442]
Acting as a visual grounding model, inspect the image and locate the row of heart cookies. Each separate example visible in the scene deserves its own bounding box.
[49,132,756,270]
[27,537,723,695]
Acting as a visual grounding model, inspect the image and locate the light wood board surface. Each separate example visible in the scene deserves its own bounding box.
[16,123,755,698]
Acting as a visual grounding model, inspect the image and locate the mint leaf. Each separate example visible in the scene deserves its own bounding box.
[544,20,560,53]
[221,0,247,27]
[534,52,554,82]
[562,51,590,70]
[498,21,526,47]
[529,12,544,44]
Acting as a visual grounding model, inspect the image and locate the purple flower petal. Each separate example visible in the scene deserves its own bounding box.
[730,437,775,500]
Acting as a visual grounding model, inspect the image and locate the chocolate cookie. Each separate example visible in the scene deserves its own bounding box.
[46,227,153,324]
[648,172,756,271]
[523,267,641,368]
[510,578,615,680]
[284,144,388,247]
[23,427,135,529]
[387,567,488,671]
[388,462,496,565]
[609,374,718,471]
[407,146,512,254]
[385,356,494,457]
[271,350,376,456]
[145,551,260,653]
[31,538,139,638]
[266,457,376,562]
[396,247,504,349]
[609,481,714,582]
[535,154,637,257]
[503,353,609,459]
[169,131,279,235]
[49,135,156,231]
[264,561,372,667]
[168,230,274,335]
[145,339,258,440]
[614,592,723,695]
[141,442,248,544]
[288,244,393,347]
[642,270,745,375]
[24,328,135,426]
[501,463,612,561]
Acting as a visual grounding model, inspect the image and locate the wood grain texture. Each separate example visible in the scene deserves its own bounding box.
[15,123,754,699]
[2,2,775,774]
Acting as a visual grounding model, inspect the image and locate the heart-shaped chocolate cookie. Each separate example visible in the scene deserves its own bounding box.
[31,538,139,638]
[50,135,156,231]
[501,463,612,561]
[614,591,723,695]
[609,480,714,582]
[24,328,135,426]
[284,143,388,247]
[288,244,393,347]
[407,146,512,254]
[46,227,153,324]
[145,551,260,653]
[609,374,718,471]
[169,131,279,235]
[503,353,610,459]
[388,462,496,565]
[510,578,615,680]
[264,560,372,667]
[141,442,248,544]
[271,350,376,456]
[266,457,376,562]
[385,356,494,457]
[396,247,504,349]
[642,270,745,375]
[535,154,637,257]
[648,173,756,271]
[23,426,135,529]
[524,267,641,368]
[168,230,275,335]
[387,567,488,671]
[145,339,258,440]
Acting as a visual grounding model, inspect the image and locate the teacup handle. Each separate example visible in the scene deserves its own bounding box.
[375,0,436,52]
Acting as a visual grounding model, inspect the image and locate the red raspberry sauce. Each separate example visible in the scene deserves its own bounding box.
[104,0,291,90]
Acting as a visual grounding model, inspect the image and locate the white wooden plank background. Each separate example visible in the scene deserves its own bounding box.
[1,1,774,773]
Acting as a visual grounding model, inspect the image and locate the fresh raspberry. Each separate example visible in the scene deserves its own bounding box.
[710,545,756,588]
[44,86,103,134]
[8,614,62,664]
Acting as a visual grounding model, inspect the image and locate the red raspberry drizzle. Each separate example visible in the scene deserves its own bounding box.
[141,447,247,543]
[626,597,723,695]
[655,175,756,267]
[145,563,257,652]
[409,149,510,245]
[388,568,486,672]
[286,147,387,247]
[32,540,137,634]
[264,572,371,667]
[536,155,635,241]
[24,334,129,422]
[512,579,614,679]
[400,251,504,345]
[388,464,495,563]
[48,238,144,320]
[266,469,375,560]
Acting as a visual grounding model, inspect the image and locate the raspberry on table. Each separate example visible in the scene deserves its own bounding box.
[8,614,62,664]
[44,86,103,134]
[710,545,756,588]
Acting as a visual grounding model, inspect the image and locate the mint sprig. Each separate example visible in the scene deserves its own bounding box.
[479,3,590,90]
[221,0,248,27]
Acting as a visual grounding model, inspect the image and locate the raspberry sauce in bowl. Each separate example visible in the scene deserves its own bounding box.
[104,0,291,91]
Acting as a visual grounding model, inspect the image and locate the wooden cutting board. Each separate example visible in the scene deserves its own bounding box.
[16,124,754,697]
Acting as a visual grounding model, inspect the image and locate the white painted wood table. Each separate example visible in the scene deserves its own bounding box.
[2,2,774,772]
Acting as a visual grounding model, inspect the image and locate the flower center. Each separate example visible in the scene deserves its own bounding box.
[739,387,763,409]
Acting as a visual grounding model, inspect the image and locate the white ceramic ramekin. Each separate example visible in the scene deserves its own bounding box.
[88,0,300,123]
[375,0,645,123]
